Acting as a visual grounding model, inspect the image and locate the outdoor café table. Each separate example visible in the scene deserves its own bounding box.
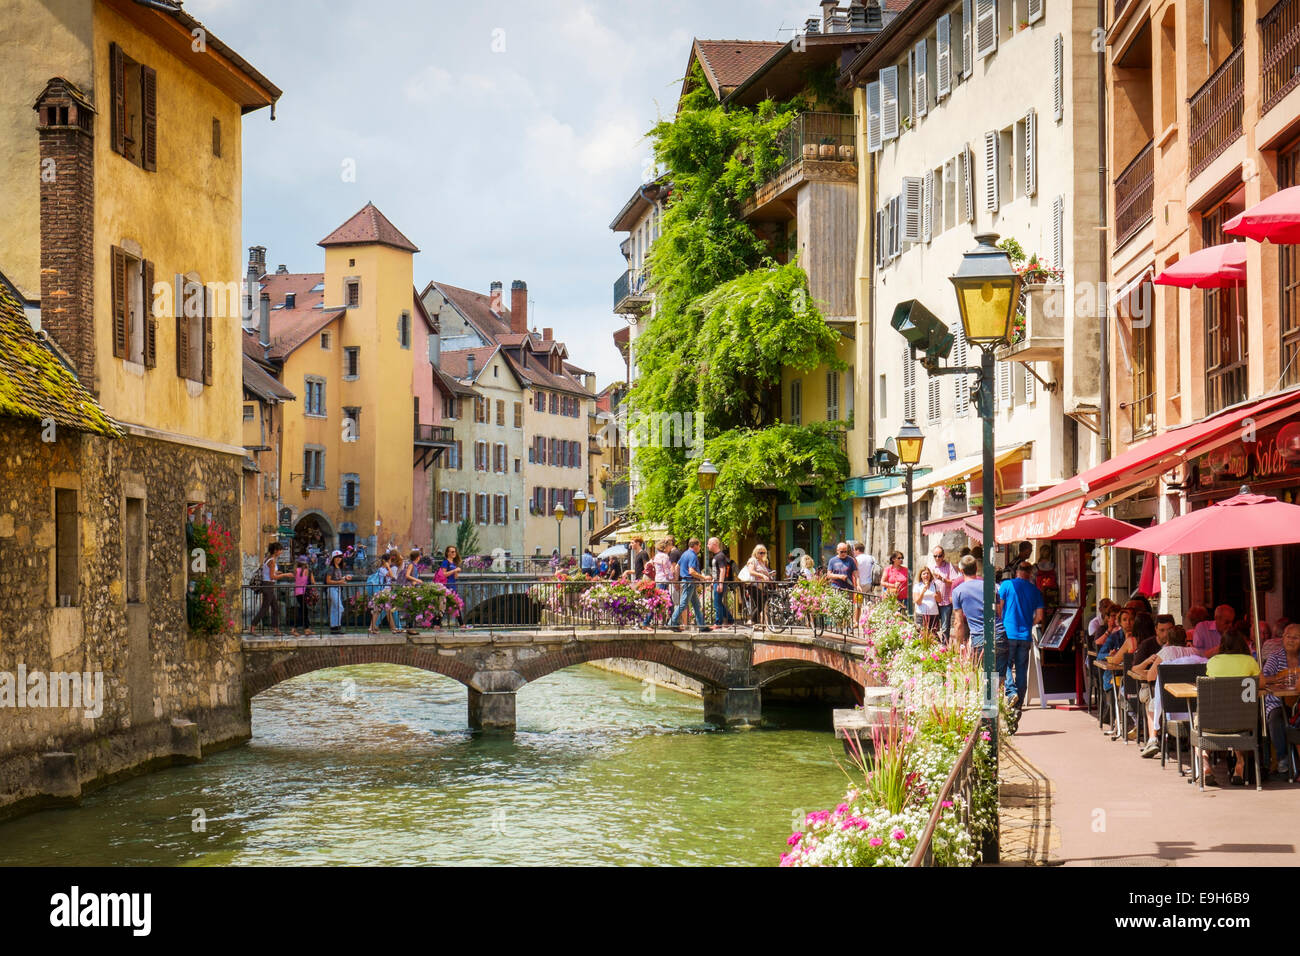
[1094,658,1125,737]
[1163,683,1203,782]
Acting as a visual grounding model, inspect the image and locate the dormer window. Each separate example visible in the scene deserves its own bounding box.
[285,293,296,309]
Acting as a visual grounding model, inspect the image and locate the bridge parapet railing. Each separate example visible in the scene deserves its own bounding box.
[239,578,876,638]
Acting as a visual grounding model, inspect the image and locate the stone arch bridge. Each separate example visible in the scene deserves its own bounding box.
[242,628,870,732]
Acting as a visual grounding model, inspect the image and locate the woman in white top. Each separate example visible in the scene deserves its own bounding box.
[913,566,940,633]
[739,545,774,623]
[799,554,816,581]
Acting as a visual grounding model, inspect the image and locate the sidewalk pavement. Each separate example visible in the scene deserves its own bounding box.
[999,705,1300,867]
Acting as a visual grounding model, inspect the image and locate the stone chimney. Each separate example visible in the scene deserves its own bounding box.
[805,16,821,33]
[489,281,503,315]
[259,292,271,359]
[276,264,288,275]
[821,0,839,31]
[510,280,528,334]
[34,78,96,387]
[245,246,266,326]
[248,245,267,278]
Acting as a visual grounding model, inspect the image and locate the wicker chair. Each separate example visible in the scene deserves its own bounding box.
[1191,676,1263,792]
[1157,662,1207,775]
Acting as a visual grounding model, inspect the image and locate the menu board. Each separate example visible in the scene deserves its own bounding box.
[1040,607,1078,651]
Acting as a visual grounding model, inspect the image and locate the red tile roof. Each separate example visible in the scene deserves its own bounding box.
[440,346,502,383]
[319,202,419,253]
[688,40,785,99]
[429,281,514,342]
[242,308,345,362]
[258,272,325,311]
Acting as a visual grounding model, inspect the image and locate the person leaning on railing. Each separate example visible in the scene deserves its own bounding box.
[325,550,354,634]
[251,541,294,636]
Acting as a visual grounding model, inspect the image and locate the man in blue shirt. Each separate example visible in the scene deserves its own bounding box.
[997,561,1045,716]
[951,555,994,660]
[668,538,711,631]
[581,549,596,574]
[826,542,858,591]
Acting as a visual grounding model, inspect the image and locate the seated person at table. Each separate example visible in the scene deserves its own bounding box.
[1096,608,1138,707]
[1199,629,1261,787]
[1263,623,1300,780]
[1089,599,1116,643]
[1193,604,1235,658]
[1132,613,1160,666]
[1136,625,1205,757]
[1260,621,1281,661]
[1094,607,1121,649]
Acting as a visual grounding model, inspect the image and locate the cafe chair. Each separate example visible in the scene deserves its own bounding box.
[1120,652,1145,747]
[1191,676,1263,793]
[1158,662,1207,776]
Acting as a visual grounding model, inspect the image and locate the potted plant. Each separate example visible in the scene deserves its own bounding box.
[818,136,837,160]
[839,142,856,161]
[802,141,819,161]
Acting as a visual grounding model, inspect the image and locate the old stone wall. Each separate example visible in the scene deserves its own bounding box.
[0,421,249,819]
[584,659,703,698]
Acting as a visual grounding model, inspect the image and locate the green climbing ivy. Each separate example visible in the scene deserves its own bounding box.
[629,66,849,540]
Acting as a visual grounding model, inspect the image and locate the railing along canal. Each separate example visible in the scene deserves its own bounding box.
[907,729,980,867]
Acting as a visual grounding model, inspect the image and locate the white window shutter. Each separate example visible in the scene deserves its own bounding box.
[928,375,942,423]
[952,323,970,416]
[975,0,998,59]
[891,195,903,259]
[984,131,1000,212]
[1053,34,1064,121]
[1024,361,1036,404]
[961,147,975,222]
[962,0,973,75]
[903,348,917,422]
[1052,194,1064,268]
[866,81,882,153]
[997,359,1011,409]
[907,48,917,130]
[1024,108,1037,197]
[915,40,928,118]
[881,66,900,141]
[902,176,924,242]
[922,169,934,242]
[1028,0,1044,24]
[876,208,885,267]
[937,15,952,98]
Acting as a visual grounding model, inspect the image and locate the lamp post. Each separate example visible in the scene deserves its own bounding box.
[895,421,925,619]
[554,502,566,560]
[947,232,1020,865]
[697,459,719,546]
[573,491,587,558]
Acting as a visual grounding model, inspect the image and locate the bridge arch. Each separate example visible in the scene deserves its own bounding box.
[244,644,481,699]
[752,641,870,689]
[516,640,730,689]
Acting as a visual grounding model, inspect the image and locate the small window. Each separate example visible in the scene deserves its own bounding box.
[399,311,411,349]
[790,379,802,425]
[496,399,506,426]
[212,117,221,158]
[305,376,326,417]
[344,346,360,380]
[348,258,356,268]
[346,281,360,307]
[320,331,330,350]
[514,458,521,473]
[343,407,360,442]
[54,488,78,607]
[108,43,156,172]
[243,404,255,421]
[342,476,360,510]
[124,496,145,604]
[513,402,523,428]
[304,447,325,489]
[286,293,296,309]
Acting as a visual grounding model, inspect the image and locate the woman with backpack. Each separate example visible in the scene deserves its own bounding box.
[251,542,294,635]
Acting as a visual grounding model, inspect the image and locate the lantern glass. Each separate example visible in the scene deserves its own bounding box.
[697,459,719,492]
[896,421,925,466]
[554,504,566,521]
[573,491,588,515]
[948,233,1021,346]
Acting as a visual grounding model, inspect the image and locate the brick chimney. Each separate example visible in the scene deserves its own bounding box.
[489,280,503,316]
[34,78,96,388]
[510,280,527,334]
[542,327,553,341]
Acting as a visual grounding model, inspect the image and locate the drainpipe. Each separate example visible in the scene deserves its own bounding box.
[1098,0,1111,467]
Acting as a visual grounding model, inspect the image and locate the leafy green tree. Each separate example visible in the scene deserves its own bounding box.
[629,67,850,540]
[455,518,480,557]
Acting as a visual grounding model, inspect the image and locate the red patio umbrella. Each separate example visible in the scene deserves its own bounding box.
[1152,242,1248,288]
[1113,488,1300,668]
[1224,186,1300,244]
[1044,508,1141,542]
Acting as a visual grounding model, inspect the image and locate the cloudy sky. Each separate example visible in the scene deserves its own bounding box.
[186,0,813,385]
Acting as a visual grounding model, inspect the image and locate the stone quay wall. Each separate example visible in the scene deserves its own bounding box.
[0,421,249,821]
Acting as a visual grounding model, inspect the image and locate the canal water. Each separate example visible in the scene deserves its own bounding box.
[0,664,848,866]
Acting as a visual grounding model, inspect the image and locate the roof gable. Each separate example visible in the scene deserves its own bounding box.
[319,202,419,253]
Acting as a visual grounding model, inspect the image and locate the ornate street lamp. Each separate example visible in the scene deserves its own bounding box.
[572,490,587,557]
[697,459,719,546]
[896,421,925,621]
[554,502,566,560]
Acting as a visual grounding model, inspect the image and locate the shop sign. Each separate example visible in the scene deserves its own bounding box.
[1196,421,1300,489]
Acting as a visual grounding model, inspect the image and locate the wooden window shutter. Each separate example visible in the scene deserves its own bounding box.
[110,42,126,156]
[111,246,129,358]
[1024,108,1038,197]
[907,48,917,130]
[975,0,998,60]
[902,176,923,242]
[140,65,158,172]
[1053,34,1064,122]
[961,147,975,222]
[922,169,935,242]
[962,0,974,74]
[142,259,156,367]
[984,131,1000,212]
[202,286,213,385]
[866,81,882,153]
[1052,195,1065,268]
[456,440,463,470]
[504,494,509,525]
[875,208,885,267]
[936,16,952,99]
[175,274,190,379]
[914,40,928,118]
[880,66,899,141]
[1028,0,1044,24]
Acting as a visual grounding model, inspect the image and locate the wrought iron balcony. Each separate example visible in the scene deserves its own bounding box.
[414,424,455,446]
[614,269,651,315]
[1188,44,1244,179]
[1262,0,1300,115]
[1113,139,1155,249]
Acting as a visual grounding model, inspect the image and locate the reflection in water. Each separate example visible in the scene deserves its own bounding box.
[0,665,847,867]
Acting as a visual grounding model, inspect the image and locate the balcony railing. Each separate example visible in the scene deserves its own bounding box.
[775,112,856,173]
[1188,44,1245,179]
[414,424,455,446]
[613,268,650,314]
[1262,0,1300,114]
[1113,139,1155,249]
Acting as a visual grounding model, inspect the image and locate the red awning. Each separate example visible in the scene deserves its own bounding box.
[994,390,1300,543]
[921,509,981,535]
